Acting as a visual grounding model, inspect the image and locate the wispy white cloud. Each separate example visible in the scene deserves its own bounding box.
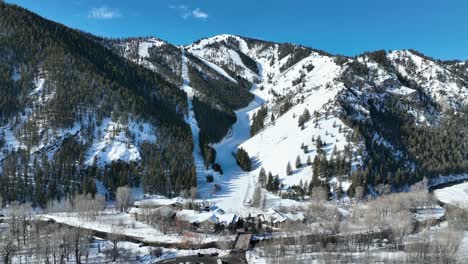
[192,8,208,19]
[170,5,208,20]
[88,6,122,20]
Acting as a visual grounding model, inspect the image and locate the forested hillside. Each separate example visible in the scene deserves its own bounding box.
[0,3,196,206]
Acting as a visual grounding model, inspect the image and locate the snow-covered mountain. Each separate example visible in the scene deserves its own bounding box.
[179,35,467,206]
[388,50,468,110]
[186,35,357,192]
[0,1,466,209]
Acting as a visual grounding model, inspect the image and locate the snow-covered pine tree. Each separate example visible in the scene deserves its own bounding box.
[286,162,292,175]
[295,155,302,168]
[259,167,267,187]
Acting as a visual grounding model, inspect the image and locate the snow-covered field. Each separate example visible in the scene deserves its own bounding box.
[40,211,225,245]
[435,181,468,206]
[9,236,228,264]
[41,212,183,244]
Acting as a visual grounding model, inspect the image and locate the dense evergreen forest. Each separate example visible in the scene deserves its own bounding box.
[0,3,196,206]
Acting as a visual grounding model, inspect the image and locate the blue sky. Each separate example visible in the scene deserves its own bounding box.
[7,0,468,60]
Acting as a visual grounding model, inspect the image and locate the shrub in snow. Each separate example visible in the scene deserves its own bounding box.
[150,247,164,258]
[206,175,214,183]
[212,184,221,193]
[212,163,223,174]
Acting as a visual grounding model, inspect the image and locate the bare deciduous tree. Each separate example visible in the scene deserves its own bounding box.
[388,210,413,250]
[1,231,17,264]
[108,225,121,262]
[251,186,262,208]
[446,204,468,230]
[116,185,134,212]
[430,227,463,262]
[310,186,328,202]
[74,194,105,220]
[354,185,365,201]
[68,228,92,264]
[189,186,197,200]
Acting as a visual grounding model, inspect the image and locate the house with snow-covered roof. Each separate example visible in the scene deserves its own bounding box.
[175,209,238,231]
[133,197,184,209]
[263,208,306,227]
[129,205,177,222]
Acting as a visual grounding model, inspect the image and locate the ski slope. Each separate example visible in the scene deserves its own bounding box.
[190,53,238,83]
[138,38,165,58]
[180,50,209,195]
[187,36,359,212]
[183,49,264,213]
[211,91,264,213]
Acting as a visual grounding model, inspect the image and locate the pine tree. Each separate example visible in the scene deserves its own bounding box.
[295,155,302,168]
[286,162,292,175]
[312,156,320,186]
[236,148,252,171]
[266,172,274,191]
[298,109,310,128]
[395,168,404,187]
[267,172,280,192]
[316,136,324,155]
[259,167,267,187]
[304,180,309,194]
[308,180,314,196]
[273,176,280,191]
[307,155,312,165]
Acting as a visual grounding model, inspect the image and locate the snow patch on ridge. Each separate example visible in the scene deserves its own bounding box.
[85,118,156,167]
[190,53,238,83]
[388,50,468,109]
[138,38,166,58]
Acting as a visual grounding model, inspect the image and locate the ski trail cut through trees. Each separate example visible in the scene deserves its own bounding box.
[211,85,265,212]
[181,50,207,195]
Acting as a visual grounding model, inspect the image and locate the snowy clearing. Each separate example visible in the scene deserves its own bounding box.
[435,181,468,206]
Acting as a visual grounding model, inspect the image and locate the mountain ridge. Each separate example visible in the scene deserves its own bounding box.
[0,2,466,208]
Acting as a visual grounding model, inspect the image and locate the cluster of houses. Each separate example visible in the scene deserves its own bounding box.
[128,197,306,233]
[129,197,306,232]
